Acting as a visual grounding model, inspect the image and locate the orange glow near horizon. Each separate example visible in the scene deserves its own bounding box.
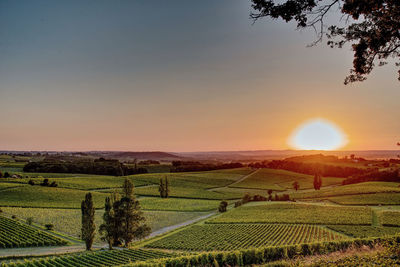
[288,118,348,150]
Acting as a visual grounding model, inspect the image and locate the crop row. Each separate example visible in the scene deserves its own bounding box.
[4,249,173,267]
[0,216,67,248]
[145,223,347,251]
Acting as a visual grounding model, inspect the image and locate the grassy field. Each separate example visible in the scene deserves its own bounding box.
[231,168,344,191]
[208,202,372,225]
[139,197,220,211]
[134,185,242,200]
[290,182,400,200]
[145,223,347,251]
[326,225,400,238]
[379,210,400,226]
[5,249,173,267]
[322,192,400,205]
[0,216,67,248]
[1,207,209,243]
[0,186,108,208]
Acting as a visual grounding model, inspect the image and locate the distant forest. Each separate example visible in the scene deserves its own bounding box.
[23,157,147,176]
[170,161,243,172]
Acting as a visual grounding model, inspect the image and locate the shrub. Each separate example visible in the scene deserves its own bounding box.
[28,179,35,186]
[26,217,34,225]
[49,181,58,187]
[234,200,242,208]
[218,201,228,213]
[45,224,54,231]
[41,178,49,186]
[4,172,10,178]
[11,215,17,219]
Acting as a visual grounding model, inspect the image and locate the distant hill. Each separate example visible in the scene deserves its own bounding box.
[108,151,183,161]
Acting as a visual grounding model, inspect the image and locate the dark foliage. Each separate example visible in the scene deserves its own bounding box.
[343,169,400,185]
[23,157,147,176]
[159,176,170,198]
[81,193,96,250]
[251,0,400,84]
[171,161,243,172]
[265,159,368,178]
[218,201,228,212]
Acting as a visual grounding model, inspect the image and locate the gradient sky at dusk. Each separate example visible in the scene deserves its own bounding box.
[1,0,399,151]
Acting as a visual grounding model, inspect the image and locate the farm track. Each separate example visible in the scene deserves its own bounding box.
[148,212,216,238]
[207,169,261,192]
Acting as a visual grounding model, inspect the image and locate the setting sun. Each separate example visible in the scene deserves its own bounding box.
[289,118,348,150]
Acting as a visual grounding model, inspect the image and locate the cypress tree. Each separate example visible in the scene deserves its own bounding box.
[159,178,165,198]
[81,193,96,250]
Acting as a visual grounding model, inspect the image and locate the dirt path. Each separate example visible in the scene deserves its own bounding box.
[207,169,260,192]
[148,212,216,238]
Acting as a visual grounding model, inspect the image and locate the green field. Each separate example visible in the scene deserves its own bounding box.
[290,182,400,200]
[134,185,242,200]
[231,168,344,191]
[1,207,208,243]
[145,223,347,251]
[322,192,400,205]
[6,249,173,267]
[379,210,400,226]
[0,216,67,248]
[326,225,400,238]
[0,186,108,208]
[208,202,372,225]
[139,197,220,211]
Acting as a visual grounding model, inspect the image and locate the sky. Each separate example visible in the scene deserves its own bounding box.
[0,0,399,152]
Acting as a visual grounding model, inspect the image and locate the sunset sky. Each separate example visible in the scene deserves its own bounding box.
[1,0,399,152]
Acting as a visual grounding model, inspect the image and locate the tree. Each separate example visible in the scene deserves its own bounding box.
[0,170,2,178]
[158,178,165,198]
[4,172,10,178]
[81,193,96,250]
[40,178,49,186]
[250,0,400,84]
[218,201,228,212]
[99,196,116,249]
[293,181,299,191]
[158,176,170,198]
[113,178,150,247]
[267,189,273,201]
[313,173,322,190]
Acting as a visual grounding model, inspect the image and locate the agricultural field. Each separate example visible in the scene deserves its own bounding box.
[0,186,109,208]
[145,223,347,251]
[4,249,173,267]
[379,210,400,226]
[231,168,344,191]
[322,192,400,205]
[2,163,400,267]
[139,197,220,211]
[326,225,400,238]
[208,202,372,225]
[134,185,242,200]
[290,182,400,200]
[0,207,210,243]
[0,216,67,248]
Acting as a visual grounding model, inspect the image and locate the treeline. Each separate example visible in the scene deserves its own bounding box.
[130,235,395,267]
[254,160,369,178]
[170,161,243,172]
[23,157,147,176]
[342,169,400,185]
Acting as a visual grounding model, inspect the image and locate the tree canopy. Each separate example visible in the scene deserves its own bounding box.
[251,0,400,84]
